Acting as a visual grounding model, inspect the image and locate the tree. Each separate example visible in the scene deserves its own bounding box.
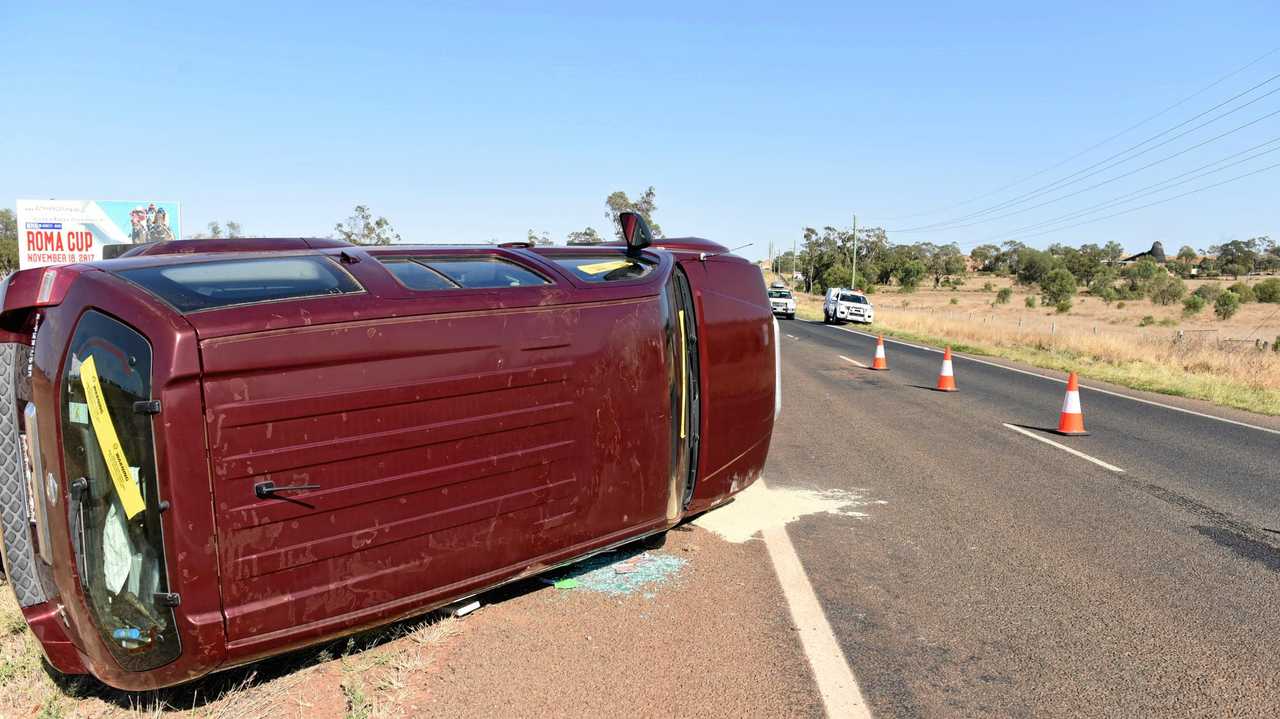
[0,209,18,275]
[1103,241,1125,265]
[526,229,554,246]
[565,227,603,246]
[1148,275,1186,305]
[1040,268,1077,306]
[1214,291,1241,320]
[1210,239,1260,278]
[926,244,967,288]
[969,244,1000,271]
[335,205,401,245]
[606,187,663,240]
[1015,248,1057,286]
[895,260,926,292]
[191,220,245,239]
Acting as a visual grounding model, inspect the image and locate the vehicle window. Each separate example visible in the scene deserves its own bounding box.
[553,255,654,283]
[60,311,180,670]
[841,293,868,304]
[424,257,549,288]
[379,258,460,290]
[768,290,793,299]
[116,256,363,312]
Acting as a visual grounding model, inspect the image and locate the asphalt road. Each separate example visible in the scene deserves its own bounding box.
[767,319,1280,718]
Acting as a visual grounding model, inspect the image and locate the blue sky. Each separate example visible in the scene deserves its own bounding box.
[2,1,1277,261]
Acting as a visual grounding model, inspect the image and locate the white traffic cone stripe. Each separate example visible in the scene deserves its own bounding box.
[1062,390,1082,414]
[875,345,886,359]
[941,360,953,377]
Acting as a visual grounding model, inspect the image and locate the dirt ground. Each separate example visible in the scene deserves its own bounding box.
[1,525,822,719]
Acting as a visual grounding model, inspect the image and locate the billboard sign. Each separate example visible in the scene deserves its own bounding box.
[16,199,182,269]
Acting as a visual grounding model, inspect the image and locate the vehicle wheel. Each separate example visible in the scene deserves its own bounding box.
[823,311,830,324]
[787,313,795,320]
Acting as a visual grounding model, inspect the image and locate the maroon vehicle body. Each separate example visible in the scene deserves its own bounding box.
[0,233,778,690]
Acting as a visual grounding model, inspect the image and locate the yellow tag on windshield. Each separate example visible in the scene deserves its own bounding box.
[577,259,632,275]
[81,355,146,520]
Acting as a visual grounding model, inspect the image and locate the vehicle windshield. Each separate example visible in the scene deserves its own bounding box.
[60,311,180,670]
[841,293,869,304]
[768,290,793,299]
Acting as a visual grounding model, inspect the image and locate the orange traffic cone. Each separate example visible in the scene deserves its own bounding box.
[935,347,957,391]
[1055,372,1088,435]
[871,335,889,370]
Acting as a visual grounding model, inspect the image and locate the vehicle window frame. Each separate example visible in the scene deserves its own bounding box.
[377,254,553,291]
[111,255,367,315]
[376,257,464,291]
[526,247,667,290]
[546,254,658,285]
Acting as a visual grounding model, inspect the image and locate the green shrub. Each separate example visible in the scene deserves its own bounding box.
[1116,301,1126,309]
[949,297,958,305]
[895,260,925,292]
[1025,296,1037,308]
[1055,299,1072,314]
[1193,283,1223,303]
[1182,294,1207,317]
[1138,315,1155,327]
[1253,278,1280,303]
[1228,281,1256,303]
[1148,275,1186,305]
[1214,291,1241,320]
[1158,318,1178,327]
[995,287,1013,304]
[982,281,995,292]
[1096,286,1119,304]
[1040,268,1077,306]
[1275,335,1280,353]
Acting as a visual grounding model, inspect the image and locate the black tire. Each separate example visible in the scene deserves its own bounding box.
[787,313,795,320]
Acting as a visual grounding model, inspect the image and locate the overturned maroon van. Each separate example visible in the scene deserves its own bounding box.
[0,214,779,690]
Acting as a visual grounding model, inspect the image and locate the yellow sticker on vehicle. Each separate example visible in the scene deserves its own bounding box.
[577,259,632,275]
[81,355,146,520]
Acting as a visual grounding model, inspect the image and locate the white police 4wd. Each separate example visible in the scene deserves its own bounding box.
[823,288,874,324]
[767,286,796,320]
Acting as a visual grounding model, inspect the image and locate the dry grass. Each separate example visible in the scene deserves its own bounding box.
[773,272,1280,415]
[0,583,459,718]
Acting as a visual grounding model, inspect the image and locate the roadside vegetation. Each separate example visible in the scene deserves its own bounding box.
[768,233,1280,415]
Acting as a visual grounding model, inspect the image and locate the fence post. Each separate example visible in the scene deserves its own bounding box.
[1051,322,1056,335]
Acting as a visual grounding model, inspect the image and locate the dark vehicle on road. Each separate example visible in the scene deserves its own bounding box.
[0,215,778,690]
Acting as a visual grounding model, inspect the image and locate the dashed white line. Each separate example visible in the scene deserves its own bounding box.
[838,354,868,368]
[759,480,873,719]
[1003,423,1125,473]
[787,334,799,340]
[810,321,1280,437]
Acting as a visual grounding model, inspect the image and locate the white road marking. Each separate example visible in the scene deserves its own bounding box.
[758,482,873,719]
[1002,423,1125,473]
[809,321,1280,437]
[838,354,868,368]
[787,334,799,340]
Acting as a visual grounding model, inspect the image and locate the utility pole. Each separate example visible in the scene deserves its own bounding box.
[850,213,858,290]
[792,234,797,286]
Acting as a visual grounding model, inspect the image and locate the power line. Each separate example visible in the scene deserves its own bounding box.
[897,107,1280,234]
[889,70,1280,232]
[993,159,1280,243]
[980,137,1280,242]
[879,45,1280,222]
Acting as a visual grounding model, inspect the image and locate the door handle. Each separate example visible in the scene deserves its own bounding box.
[254,481,321,499]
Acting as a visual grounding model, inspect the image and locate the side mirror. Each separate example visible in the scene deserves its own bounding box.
[618,212,653,258]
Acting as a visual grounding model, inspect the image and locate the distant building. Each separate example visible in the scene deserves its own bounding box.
[1119,241,1167,266]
